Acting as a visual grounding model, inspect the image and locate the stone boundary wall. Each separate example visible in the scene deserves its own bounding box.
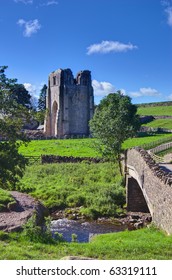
[126,147,172,234]
[149,142,172,154]
[41,155,104,164]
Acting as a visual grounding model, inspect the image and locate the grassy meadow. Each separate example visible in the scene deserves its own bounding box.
[16,161,125,218]
[143,119,172,130]
[19,138,100,157]
[137,105,172,116]
[19,133,172,157]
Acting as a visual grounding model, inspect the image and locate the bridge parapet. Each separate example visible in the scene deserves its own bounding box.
[126,148,172,235]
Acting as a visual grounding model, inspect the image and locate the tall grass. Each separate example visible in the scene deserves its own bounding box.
[0,189,15,211]
[17,162,125,218]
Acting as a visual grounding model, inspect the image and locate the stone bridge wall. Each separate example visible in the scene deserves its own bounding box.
[126,147,172,235]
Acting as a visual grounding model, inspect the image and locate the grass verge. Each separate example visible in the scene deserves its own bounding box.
[0,226,172,260]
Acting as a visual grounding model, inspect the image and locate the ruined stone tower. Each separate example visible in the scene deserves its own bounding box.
[44,68,94,137]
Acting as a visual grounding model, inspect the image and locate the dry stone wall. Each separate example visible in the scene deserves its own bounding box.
[41,155,104,164]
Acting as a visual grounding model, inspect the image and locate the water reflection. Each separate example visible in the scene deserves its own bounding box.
[51,218,126,243]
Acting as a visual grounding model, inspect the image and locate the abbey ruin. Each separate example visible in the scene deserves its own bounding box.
[44,68,94,137]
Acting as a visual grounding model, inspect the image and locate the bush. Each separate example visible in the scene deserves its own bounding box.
[21,215,56,244]
[0,231,10,241]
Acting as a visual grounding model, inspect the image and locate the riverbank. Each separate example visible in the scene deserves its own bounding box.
[0,225,171,260]
[0,191,48,232]
[0,189,151,237]
[50,204,152,243]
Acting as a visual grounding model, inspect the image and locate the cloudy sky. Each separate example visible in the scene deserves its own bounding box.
[0,0,172,104]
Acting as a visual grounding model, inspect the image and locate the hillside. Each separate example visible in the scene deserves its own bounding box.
[137,101,172,131]
[137,105,172,116]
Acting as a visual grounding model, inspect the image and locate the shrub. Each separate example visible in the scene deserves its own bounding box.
[0,189,15,211]
[0,231,10,241]
[21,215,56,244]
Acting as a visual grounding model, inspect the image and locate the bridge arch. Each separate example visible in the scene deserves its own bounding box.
[126,175,150,213]
[125,147,172,235]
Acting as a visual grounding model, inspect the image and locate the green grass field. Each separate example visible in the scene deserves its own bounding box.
[0,226,172,260]
[137,106,172,116]
[19,138,100,157]
[143,119,172,130]
[19,133,172,157]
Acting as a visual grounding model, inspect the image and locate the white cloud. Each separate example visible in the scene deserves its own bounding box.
[14,0,33,4]
[120,89,127,96]
[92,79,116,96]
[24,83,47,98]
[24,83,37,97]
[168,93,172,100]
[161,0,172,27]
[46,0,58,5]
[17,19,41,37]
[129,87,162,98]
[39,0,58,6]
[165,7,172,27]
[87,40,138,55]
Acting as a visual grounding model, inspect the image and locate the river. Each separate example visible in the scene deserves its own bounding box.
[51,218,127,242]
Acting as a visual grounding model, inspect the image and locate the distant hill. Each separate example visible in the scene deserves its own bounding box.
[136,101,172,117]
[136,101,172,107]
[137,101,172,131]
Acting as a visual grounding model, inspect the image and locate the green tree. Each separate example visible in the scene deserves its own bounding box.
[38,84,47,111]
[0,66,32,109]
[0,66,30,189]
[10,83,32,109]
[37,84,47,124]
[90,91,140,174]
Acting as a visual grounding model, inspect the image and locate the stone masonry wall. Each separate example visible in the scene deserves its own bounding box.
[126,148,172,235]
[44,69,94,137]
[41,155,104,164]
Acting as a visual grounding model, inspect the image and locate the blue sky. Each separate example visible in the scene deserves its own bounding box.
[0,0,172,105]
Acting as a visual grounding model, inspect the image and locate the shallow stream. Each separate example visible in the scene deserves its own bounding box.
[51,218,127,243]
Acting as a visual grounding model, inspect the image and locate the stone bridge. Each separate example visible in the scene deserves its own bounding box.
[125,147,172,235]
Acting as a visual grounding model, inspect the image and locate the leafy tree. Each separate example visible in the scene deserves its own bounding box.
[38,84,47,111]
[89,91,140,174]
[10,83,32,109]
[0,66,32,109]
[0,66,30,189]
[37,84,47,124]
